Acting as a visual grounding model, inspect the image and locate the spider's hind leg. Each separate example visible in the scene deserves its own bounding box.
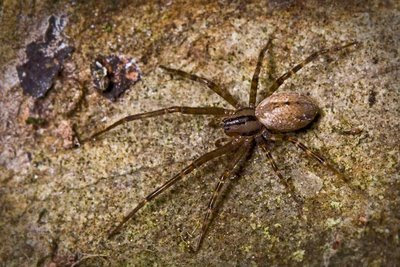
[257,136,304,205]
[267,42,358,95]
[269,134,346,181]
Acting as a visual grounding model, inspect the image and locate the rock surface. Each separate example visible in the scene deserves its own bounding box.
[0,0,399,266]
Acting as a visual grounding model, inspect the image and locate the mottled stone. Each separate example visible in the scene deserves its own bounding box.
[16,15,74,98]
[0,0,399,266]
[91,55,141,101]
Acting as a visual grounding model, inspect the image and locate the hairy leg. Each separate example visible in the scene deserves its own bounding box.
[259,140,302,204]
[267,42,358,96]
[107,140,240,238]
[160,65,241,109]
[83,106,235,143]
[195,139,253,251]
[249,39,272,107]
[267,133,345,180]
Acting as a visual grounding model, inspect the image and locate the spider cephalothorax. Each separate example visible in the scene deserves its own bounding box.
[82,39,357,251]
[223,108,262,136]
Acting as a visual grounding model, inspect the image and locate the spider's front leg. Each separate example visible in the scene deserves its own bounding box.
[81,106,235,143]
[160,65,242,109]
[249,38,273,107]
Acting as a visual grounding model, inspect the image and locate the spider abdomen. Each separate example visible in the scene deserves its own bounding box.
[255,92,319,132]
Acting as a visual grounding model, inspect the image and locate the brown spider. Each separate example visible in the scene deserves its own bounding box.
[83,39,357,251]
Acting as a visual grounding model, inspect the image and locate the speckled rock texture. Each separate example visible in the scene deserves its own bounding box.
[1,0,399,266]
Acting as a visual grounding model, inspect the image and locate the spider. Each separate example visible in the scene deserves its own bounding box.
[83,39,357,251]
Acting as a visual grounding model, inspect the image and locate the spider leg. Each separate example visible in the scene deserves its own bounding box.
[214,137,231,148]
[259,140,302,204]
[267,42,358,95]
[107,140,239,239]
[83,106,235,142]
[195,139,252,251]
[268,133,346,180]
[249,39,272,107]
[160,65,242,109]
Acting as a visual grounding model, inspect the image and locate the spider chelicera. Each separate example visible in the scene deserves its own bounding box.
[83,39,357,251]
